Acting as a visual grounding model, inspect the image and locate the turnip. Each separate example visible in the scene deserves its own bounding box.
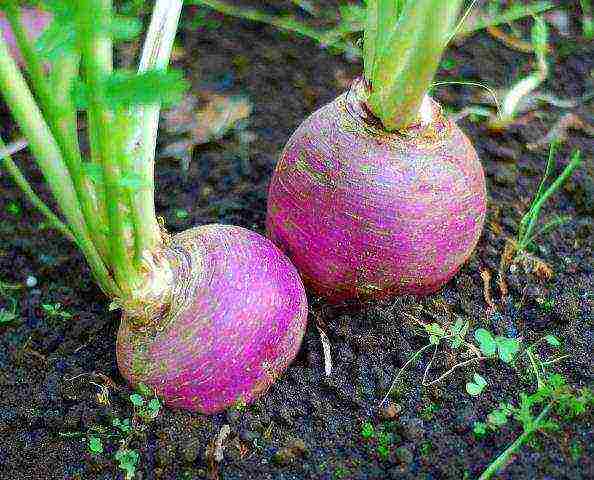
[0,0,307,413]
[267,0,487,302]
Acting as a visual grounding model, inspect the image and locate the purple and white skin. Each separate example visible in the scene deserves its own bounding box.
[267,79,487,303]
[117,225,308,414]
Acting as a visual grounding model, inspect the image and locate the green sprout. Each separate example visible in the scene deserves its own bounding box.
[476,374,593,480]
[420,401,440,420]
[569,440,584,462]
[112,417,132,435]
[174,208,189,219]
[376,430,394,460]
[466,373,488,396]
[360,421,374,439]
[6,201,21,217]
[420,441,433,456]
[382,315,567,403]
[0,306,19,325]
[0,280,20,326]
[516,144,583,255]
[41,302,73,319]
[115,448,140,480]
[87,436,104,455]
[360,420,396,460]
[130,388,162,420]
[474,329,520,364]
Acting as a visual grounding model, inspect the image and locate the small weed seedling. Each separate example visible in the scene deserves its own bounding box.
[360,420,397,461]
[499,143,583,279]
[381,314,568,404]
[516,144,582,255]
[63,383,162,479]
[115,449,140,480]
[5,200,22,217]
[0,298,19,325]
[0,279,21,325]
[41,302,73,319]
[475,374,593,480]
[129,392,162,421]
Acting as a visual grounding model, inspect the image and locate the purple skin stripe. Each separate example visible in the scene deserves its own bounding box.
[0,8,52,66]
[117,225,308,414]
[267,79,487,303]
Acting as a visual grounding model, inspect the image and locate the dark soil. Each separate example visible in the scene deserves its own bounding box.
[1,2,593,480]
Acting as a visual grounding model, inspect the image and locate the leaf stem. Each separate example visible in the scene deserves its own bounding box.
[79,0,138,293]
[422,355,488,387]
[380,343,434,407]
[129,0,184,256]
[0,35,118,296]
[6,4,109,260]
[0,136,74,241]
[366,0,464,131]
[478,403,553,480]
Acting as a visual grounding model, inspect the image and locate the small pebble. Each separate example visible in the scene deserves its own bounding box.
[379,402,402,420]
[26,275,37,288]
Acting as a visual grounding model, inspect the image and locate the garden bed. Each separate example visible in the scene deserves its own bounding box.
[0,2,592,479]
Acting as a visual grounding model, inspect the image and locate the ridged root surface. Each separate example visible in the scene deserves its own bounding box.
[267,80,487,303]
[117,224,308,414]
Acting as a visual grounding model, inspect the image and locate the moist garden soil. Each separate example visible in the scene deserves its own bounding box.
[0,2,592,479]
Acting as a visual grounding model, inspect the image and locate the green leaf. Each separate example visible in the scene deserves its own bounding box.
[459,321,469,339]
[377,444,390,460]
[547,373,566,390]
[516,394,536,430]
[88,436,103,454]
[425,323,446,337]
[451,336,463,349]
[147,398,161,415]
[488,409,510,427]
[429,335,440,345]
[495,337,520,363]
[474,373,487,387]
[115,449,139,480]
[129,393,145,407]
[544,335,560,347]
[475,329,497,356]
[361,421,374,439]
[531,16,549,62]
[35,20,77,61]
[104,70,189,108]
[466,373,487,396]
[136,383,152,397]
[473,422,487,436]
[120,418,132,433]
[450,319,465,335]
[74,70,189,109]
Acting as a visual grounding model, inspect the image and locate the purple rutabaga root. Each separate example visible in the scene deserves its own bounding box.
[117,225,308,414]
[0,8,52,66]
[267,79,487,303]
